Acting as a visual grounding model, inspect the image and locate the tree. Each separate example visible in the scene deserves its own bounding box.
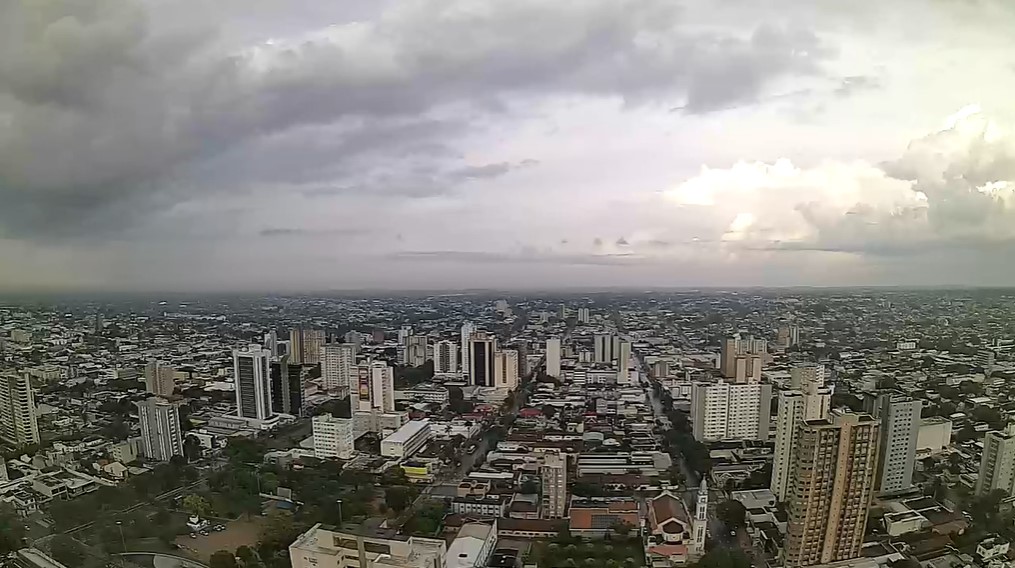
[49,535,86,567]
[385,486,413,513]
[717,500,747,530]
[236,545,258,566]
[955,425,978,443]
[611,520,634,537]
[258,511,302,551]
[210,551,239,568]
[0,504,26,555]
[183,494,213,518]
[541,405,557,419]
[520,480,539,494]
[184,435,203,462]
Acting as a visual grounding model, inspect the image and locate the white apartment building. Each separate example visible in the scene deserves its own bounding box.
[381,420,432,459]
[691,381,772,442]
[576,307,590,324]
[790,364,826,391]
[0,372,40,446]
[233,345,274,421]
[312,414,355,460]
[616,341,632,382]
[460,321,476,375]
[137,397,184,462]
[545,338,561,378]
[541,451,567,518]
[771,388,831,500]
[289,524,446,568]
[976,427,1015,496]
[593,334,621,364]
[873,394,922,494]
[405,335,428,368]
[434,340,459,374]
[320,344,355,392]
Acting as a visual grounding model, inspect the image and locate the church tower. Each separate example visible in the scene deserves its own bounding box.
[692,478,708,556]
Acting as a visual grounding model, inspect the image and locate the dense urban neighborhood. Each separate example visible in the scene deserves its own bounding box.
[2,290,1015,568]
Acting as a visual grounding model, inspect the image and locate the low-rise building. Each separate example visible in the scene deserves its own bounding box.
[452,495,509,518]
[447,521,497,568]
[289,523,447,568]
[381,420,432,459]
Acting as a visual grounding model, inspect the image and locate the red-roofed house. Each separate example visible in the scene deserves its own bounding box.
[648,491,691,545]
[568,500,642,539]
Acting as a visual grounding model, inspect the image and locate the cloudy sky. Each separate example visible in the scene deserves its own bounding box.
[2,0,1015,291]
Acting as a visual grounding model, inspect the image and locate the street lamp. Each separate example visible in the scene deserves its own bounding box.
[115,521,127,567]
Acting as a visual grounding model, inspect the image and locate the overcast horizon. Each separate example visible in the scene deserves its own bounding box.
[3,0,1015,291]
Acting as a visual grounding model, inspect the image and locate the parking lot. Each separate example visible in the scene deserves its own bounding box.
[174,518,264,562]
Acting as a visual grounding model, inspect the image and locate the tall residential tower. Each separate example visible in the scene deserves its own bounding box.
[784,412,880,567]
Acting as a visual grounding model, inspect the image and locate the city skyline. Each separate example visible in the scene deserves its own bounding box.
[2,1,1015,291]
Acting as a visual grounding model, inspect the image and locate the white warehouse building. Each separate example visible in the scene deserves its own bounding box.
[381,419,433,459]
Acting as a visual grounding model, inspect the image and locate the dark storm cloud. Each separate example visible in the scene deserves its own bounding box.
[682,25,830,113]
[0,0,835,239]
[449,160,540,181]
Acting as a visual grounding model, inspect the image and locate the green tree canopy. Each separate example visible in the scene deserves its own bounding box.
[48,535,86,567]
[0,504,26,555]
[210,551,239,568]
[717,500,748,530]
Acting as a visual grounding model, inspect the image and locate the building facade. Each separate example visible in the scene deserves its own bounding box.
[289,524,447,568]
[691,381,772,442]
[233,345,274,420]
[976,427,1015,496]
[494,349,520,389]
[460,321,476,376]
[772,384,832,500]
[289,327,325,365]
[545,338,561,378]
[593,334,621,364]
[434,340,459,374]
[312,414,355,460]
[0,371,40,447]
[873,394,921,494]
[541,451,567,519]
[320,343,355,394]
[270,355,306,417]
[468,332,497,387]
[352,361,395,413]
[719,336,767,383]
[137,397,184,462]
[405,335,428,368]
[144,360,176,397]
[784,412,880,567]
[381,420,433,458]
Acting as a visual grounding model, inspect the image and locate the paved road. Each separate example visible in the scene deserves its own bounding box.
[641,361,742,553]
